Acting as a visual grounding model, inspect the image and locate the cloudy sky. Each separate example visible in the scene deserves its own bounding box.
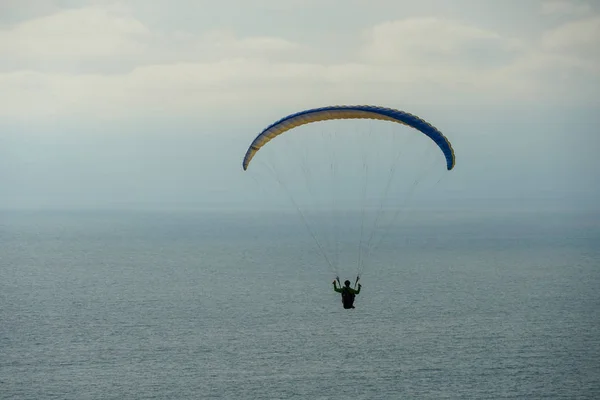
[0,0,598,211]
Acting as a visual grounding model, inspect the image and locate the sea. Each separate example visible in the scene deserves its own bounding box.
[1,208,599,399]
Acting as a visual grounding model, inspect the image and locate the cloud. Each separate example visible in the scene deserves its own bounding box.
[362,17,523,67]
[0,8,598,120]
[0,5,305,73]
[542,16,600,53]
[541,0,592,16]
[0,59,571,120]
[0,7,150,58]
[0,62,385,119]
[358,18,535,96]
[169,29,305,62]
[0,0,66,25]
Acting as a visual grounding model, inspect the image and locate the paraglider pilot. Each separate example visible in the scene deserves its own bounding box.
[333,278,361,309]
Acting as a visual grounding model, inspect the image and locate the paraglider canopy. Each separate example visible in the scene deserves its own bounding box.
[242,105,455,172]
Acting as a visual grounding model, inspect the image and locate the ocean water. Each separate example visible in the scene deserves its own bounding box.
[1,209,599,399]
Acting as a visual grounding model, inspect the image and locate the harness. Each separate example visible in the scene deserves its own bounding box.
[341,287,355,308]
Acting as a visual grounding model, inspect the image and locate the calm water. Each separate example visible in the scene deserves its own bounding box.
[1,209,599,399]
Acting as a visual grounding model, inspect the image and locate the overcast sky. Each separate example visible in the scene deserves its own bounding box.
[0,0,598,211]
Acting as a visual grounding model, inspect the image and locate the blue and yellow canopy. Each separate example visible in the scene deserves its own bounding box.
[242,105,455,171]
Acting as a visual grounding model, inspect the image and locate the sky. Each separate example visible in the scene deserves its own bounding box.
[0,0,599,211]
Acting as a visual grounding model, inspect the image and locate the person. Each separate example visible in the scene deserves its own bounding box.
[333,279,361,309]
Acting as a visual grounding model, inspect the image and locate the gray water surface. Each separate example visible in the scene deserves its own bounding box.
[1,210,598,399]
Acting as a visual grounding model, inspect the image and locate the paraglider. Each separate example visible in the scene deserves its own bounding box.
[242,105,455,309]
